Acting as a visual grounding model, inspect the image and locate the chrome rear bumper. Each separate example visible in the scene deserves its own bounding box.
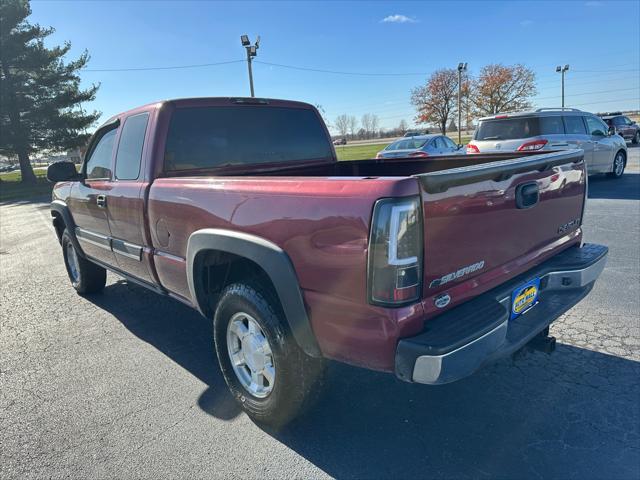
[395,243,608,385]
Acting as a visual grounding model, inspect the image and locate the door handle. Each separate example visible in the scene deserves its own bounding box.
[96,195,107,208]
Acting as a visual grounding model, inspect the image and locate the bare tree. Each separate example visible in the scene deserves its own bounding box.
[411,69,459,134]
[348,116,358,137]
[370,114,379,138]
[361,113,373,139]
[398,119,408,134]
[470,64,536,116]
[334,114,350,138]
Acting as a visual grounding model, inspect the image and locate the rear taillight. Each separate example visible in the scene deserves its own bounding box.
[408,151,429,158]
[466,144,480,154]
[368,196,423,306]
[517,139,548,151]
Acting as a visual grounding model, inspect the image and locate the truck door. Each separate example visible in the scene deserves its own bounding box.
[105,111,156,284]
[68,126,118,266]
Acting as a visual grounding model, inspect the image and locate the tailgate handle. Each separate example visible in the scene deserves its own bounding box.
[516,182,539,209]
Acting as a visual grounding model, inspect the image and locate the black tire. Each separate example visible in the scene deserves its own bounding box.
[608,150,626,179]
[213,282,324,428]
[61,229,106,294]
[633,131,639,145]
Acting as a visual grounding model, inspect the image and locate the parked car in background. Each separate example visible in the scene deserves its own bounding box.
[599,112,640,144]
[376,134,463,159]
[467,108,628,178]
[333,138,347,145]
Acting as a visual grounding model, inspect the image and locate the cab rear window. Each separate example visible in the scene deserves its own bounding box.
[164,106,332,171]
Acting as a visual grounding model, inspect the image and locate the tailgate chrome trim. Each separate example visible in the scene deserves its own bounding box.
[417,149,584,193]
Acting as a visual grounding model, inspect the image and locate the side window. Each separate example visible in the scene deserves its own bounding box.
[443,137,457,149]
[539,116,564,135]
[563,116,587,135]
[585,116,606,136]
[613,117,625,126]
[435,137,447,149]
[115,113,149,180]
[85,129,117,180]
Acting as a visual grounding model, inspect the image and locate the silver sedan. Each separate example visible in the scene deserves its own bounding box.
[376,134,465,159]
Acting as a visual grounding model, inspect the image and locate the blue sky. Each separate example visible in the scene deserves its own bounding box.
[30,0,640,132]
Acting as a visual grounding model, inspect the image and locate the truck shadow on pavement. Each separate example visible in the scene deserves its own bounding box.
[90,280,640,480]
[588,172,640,200]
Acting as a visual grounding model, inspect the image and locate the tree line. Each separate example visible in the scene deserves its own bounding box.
[332,64,537,140]
[333,114,411,140]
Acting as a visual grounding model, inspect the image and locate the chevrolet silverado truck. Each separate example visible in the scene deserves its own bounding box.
[47,97,608,426]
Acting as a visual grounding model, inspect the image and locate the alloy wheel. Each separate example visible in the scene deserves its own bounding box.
[66,242,80,283]
[614,153,625,177]
[226,312,276,398]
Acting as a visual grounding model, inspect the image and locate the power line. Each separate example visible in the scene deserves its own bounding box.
[253,60,430,77]
[571,97,640,107]
[534,87,638,101]
[81,59,245,72]
[325,87,639,118]
[572,68,639,73]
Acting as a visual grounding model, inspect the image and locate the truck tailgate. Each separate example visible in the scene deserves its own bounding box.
[416,150,586,313]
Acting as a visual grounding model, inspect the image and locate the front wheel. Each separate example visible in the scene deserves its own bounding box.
[633,132,639,145]
[213,283,324,427]
[61,230,106,294]
[608,151,626,179]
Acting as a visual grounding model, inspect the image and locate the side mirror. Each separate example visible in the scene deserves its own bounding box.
[457,144,464,149]
[47,161,80,182]
[607,126,616,136]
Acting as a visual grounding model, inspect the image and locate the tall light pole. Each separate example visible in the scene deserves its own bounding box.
[556,64,569,110]
[241,34,260,97]
[457,62,467,145]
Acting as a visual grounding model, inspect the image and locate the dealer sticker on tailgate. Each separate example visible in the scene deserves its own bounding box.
[511,278,540,320]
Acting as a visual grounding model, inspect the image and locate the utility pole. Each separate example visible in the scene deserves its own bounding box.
[457,62,467,145]
[556,64,569,109]
[241,34,260,97]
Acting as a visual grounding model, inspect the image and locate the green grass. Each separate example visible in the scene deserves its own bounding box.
[0,168,52,202]
[335,135,473,161]
[335,143,389,161]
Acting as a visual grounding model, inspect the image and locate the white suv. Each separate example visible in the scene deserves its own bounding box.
[467,108,628,178]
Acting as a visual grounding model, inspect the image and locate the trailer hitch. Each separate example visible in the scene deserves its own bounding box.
[527,327,557,354]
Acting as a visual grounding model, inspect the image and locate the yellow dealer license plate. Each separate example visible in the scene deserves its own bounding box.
[511,278,540,320]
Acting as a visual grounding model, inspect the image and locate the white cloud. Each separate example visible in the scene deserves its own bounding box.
[520,19,534,27]
[381,14,417,24]
[585,1,603,6]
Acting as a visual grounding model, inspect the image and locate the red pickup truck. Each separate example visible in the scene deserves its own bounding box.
[47,97,607,426]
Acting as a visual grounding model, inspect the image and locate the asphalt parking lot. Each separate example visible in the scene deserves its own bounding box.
[1,147,639,479]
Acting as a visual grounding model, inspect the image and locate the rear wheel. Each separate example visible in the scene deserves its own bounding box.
[608,151,626,179]
[213,282,324,427]
[61,230,106,294]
